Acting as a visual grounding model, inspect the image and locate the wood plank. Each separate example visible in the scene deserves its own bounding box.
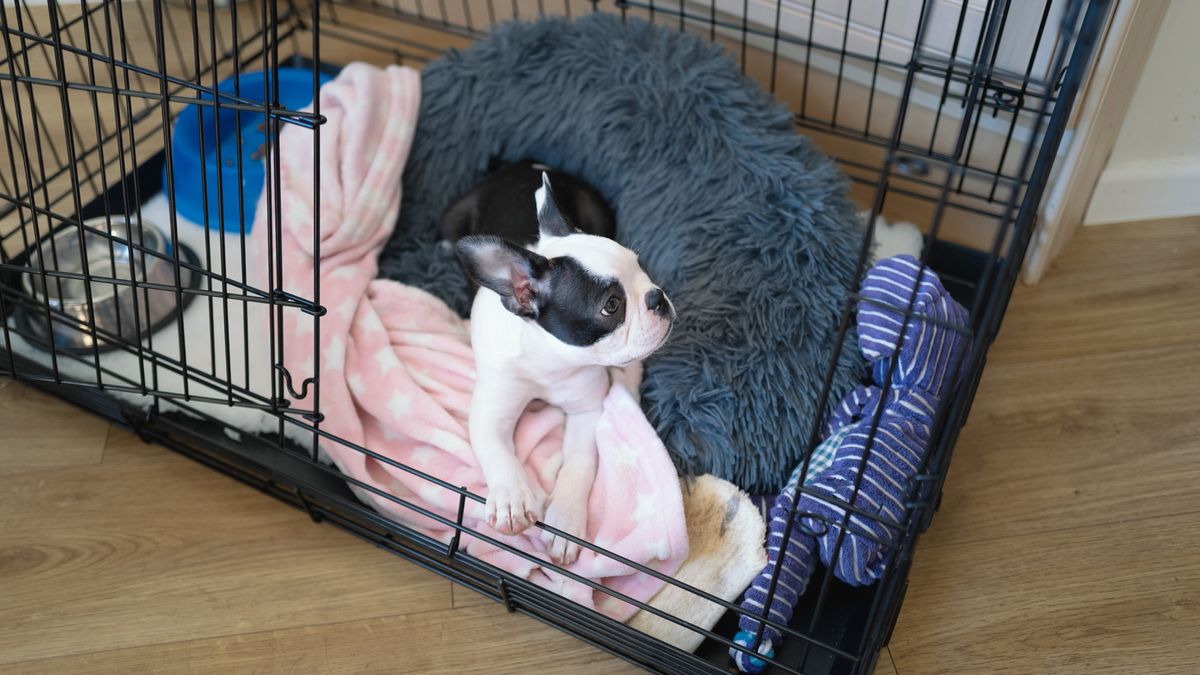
[451,578,494,609]
[889,513,1200,674]
[0,427,453,666]
[2,604,636,675]
[929,342,1200,547]
[0,378,109,475]
[995,218,1200,363]
[875,647,900,675]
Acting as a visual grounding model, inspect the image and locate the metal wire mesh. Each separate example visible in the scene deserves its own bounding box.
[0,1,1112,672]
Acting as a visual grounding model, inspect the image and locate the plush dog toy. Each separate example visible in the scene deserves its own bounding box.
[731,255,969,672]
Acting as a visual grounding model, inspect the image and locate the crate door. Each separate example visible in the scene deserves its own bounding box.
[0,0,324,427]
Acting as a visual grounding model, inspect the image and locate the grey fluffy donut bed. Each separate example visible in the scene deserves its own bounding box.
[378,13,865,494]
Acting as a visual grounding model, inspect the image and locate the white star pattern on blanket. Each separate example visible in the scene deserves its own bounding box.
[330,267,357,281]
[410,445,435,466]
[326,335,346,370]
[335,296,357,320]
[428,428,471,456]
[610,440,640,469]
[404,332,437,348]
[388,392,413,419]
[294,317,314,341]
[363,315,385,337]
[632,490,657,528]
[418,481,448,508]
[635,488,673,560]
[374,348,397,373]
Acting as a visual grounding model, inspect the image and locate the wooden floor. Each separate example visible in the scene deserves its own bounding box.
[2,218,1198,673]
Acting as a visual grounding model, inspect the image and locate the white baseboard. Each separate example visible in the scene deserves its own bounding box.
[1083,157,1200,225]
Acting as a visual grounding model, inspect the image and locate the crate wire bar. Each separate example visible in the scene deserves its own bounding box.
[0,1,1111,673]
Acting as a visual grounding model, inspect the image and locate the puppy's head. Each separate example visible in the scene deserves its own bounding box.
[455,173,674,366]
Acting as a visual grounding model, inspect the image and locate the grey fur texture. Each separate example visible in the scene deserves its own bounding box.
[377,14,865,493]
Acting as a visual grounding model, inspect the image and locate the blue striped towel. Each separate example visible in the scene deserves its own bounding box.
[733,256,969,672]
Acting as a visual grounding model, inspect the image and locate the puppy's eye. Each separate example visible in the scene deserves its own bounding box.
[601,295,622,316]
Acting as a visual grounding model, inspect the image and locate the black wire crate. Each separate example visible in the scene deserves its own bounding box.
[0,1,1112,673]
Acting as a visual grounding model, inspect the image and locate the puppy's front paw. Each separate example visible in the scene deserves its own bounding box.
[541,494,588,565]
[485,474,544,536]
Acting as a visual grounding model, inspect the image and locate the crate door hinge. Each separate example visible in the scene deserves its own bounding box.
[446,488,469,560]
[296,488,323,524]
[497,579,517,613]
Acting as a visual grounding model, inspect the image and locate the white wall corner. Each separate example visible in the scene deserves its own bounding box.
[1083,157,1200,226]
[1084,0,1200,226]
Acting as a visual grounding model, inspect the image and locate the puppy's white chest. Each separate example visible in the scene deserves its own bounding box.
[470,290,610,413]
[518,364,610,414]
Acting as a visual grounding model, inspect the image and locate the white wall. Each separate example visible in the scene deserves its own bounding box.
[1084,0,1200,225]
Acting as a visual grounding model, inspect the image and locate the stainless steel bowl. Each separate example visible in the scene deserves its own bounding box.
[16,216,199,352]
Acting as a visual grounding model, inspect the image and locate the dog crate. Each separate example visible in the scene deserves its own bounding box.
[0,0,1111,673]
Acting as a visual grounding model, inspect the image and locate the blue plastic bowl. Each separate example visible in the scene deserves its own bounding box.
[164,68,333,232]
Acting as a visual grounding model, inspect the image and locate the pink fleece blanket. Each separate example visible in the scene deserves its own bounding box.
[247,63,688,620]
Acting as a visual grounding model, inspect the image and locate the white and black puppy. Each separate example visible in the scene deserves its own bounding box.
[447,162,675,564]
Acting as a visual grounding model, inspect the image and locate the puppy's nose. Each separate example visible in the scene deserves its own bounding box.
[645,288,670,317]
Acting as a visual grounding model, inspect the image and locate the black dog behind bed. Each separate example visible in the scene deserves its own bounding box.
[439,160,615,246]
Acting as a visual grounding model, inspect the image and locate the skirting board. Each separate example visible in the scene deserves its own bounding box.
[1083,157,1200,226]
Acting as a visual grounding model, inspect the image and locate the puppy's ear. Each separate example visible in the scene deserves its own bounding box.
[454,235,549,318]
[534,171,572,239]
